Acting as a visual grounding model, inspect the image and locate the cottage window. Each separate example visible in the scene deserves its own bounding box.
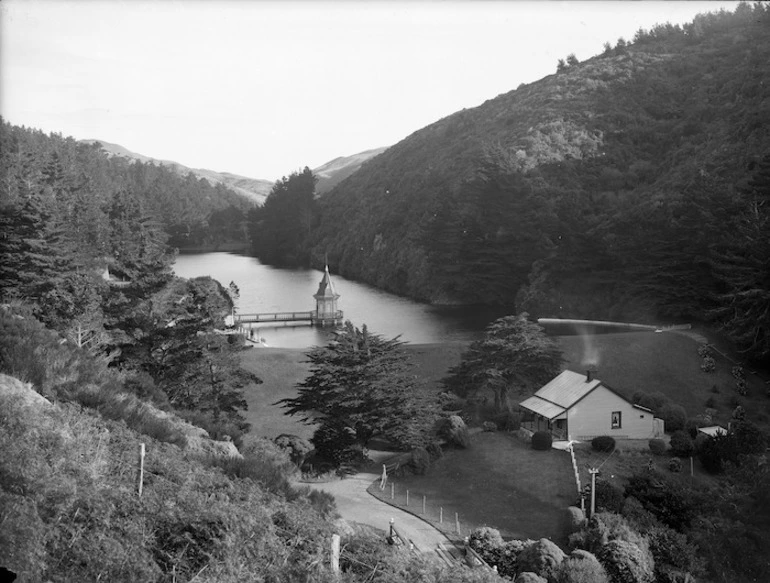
[611,411,622,429]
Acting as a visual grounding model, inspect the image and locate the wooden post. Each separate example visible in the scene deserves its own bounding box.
[330,534,340,576]
[406,490,409,506]
[138,443,145,497]
[391,482,395,499]
[422,495,426,514]
[455,512,460,534]
[440,507,443,523]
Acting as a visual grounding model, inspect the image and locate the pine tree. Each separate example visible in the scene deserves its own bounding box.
[710,156,770,361]
[280,321,438,461]
[444,314,563,413]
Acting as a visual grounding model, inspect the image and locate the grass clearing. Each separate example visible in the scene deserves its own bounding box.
[236,342,465,440]
[238,347,314,440]
[369,432,576,545]
[557,330,769,426]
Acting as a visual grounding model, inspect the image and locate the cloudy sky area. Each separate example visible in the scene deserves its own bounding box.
[1,0,743,181]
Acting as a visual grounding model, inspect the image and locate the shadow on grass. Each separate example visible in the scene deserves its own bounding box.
[368,432,575,546]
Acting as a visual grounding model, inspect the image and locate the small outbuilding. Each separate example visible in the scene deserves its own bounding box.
[518,370,664,441]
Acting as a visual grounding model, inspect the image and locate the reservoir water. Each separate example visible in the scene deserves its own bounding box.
[173,252,505,348]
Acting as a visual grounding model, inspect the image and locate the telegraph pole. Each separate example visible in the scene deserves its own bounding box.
[589,468,599,517]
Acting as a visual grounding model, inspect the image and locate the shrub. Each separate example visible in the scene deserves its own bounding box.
[439,415,470,448]
[659,404,687,433]
[274,434,313,467]
[410,447,431,475]
[594,480,625,513]
[621,496,660,531]
[592,436,615,453]
[517,538,566,580]
[669,430,694,458]
[493,411,521,431]
[565,506,586,535]
[482,421,497,432]
[532,431,553,450]
[553,554,609,583]
[598,540,655,583]
[624,473,701,530]
[426,441,444,460]
[705,396,717,409]
[668,457,682,473]
[736,379,748,396]
[697,344,711,358]
[646,525,704,582]
[648,439,666,456]
[732,366,745,380]
[438,392,465,411]
[700,356,716,373]
[570,513,647,557]
[516,573,547,583]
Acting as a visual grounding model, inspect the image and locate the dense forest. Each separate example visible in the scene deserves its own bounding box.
[0,120,255,252]
[251,4,770,362]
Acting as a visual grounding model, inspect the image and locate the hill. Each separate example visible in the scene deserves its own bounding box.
[314,146,388,194]
[298,5,770,361]
[80,139,274,205]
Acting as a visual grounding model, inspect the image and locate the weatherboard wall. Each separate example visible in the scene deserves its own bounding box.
[567,385,656,441]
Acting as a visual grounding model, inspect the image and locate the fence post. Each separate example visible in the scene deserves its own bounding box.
[440,507,443,523]
[331,534,340,576]
[138,442,145,497]
[391,482,394,499]
[406,490,409,506]
[422,495,426,514]
[455,512,460,534]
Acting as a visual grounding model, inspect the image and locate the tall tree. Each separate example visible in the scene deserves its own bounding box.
[280,321,438,463]
[710,155,770,362]
[249,167,316,266]
[443,313,563,413]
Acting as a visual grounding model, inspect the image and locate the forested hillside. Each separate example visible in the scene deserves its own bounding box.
[288,5,770,362]
[1,121,255,251]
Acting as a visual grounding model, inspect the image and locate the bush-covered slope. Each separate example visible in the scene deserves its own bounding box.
[1,121,255,251]
[306,5,770,359]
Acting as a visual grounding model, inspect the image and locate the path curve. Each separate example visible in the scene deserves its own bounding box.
[297,471,454,554]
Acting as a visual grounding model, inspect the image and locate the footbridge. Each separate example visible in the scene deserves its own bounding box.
[234,264,343,328]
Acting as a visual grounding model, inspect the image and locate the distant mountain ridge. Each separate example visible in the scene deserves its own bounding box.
[80,139,274,204]
[314,147,388,194]
[81,139,388,202]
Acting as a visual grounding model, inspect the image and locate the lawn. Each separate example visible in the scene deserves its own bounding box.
[238,346,314,440]
[236,342,466,440]
[368,431,576,545]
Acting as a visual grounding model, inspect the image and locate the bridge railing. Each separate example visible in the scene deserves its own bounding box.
[235,311,315,323]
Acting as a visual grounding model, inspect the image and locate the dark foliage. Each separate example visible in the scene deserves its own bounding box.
[443,314,562,413]
[591,436,616,453]
[624,472,701,531]
[532,431,553,451]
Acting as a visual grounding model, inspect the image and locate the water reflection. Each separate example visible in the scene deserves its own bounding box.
[174,252,505,348]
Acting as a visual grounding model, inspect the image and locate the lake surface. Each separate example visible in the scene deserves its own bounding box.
[174,252,505,348]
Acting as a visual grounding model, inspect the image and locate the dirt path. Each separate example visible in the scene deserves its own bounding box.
[297,470,455,556]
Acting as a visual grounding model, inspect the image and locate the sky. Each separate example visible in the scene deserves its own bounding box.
[1,0,745,181]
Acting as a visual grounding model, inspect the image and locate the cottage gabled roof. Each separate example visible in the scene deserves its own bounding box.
[519,369,649,421]
[519,370,600,420]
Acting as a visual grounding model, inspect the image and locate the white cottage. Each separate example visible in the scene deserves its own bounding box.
[518,370,664,441]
